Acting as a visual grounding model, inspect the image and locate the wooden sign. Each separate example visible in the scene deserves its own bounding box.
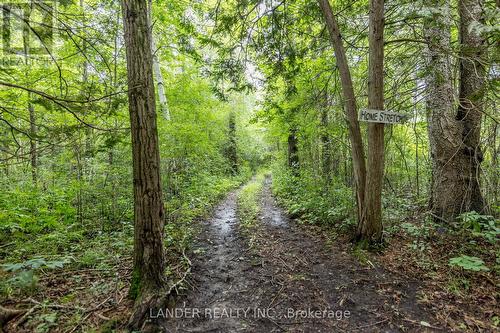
[359,109,407,124]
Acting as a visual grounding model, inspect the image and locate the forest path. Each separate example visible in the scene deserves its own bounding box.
[161,177,437,332]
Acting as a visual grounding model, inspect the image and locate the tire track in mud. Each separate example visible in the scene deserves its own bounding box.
[162,189,276,333]
[252,177,437,332]
[161,178,437,333]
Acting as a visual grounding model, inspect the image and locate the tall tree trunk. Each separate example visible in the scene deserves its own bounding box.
[108,148,117,226]
[148,0,170,120]
[2,5,10,53]
[23,3,37,184]
[492,122,498,206]
[228,111,238,174]
[318,0,367,223]
[151,37,170,120]
[320,95,332,180]
[28,103,37,183]
[358,0,385,242]
[80,0,93,159]
[109,9,120,229]
[74,140,83,224]
[424,0,471,222]
[287,127,299,170]
[455,0,487,213]
[413,71,420,198]
[78,0,89,223]
[122,0,167,329]
[1,128,9,177]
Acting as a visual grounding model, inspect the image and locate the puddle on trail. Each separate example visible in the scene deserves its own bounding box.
[163,189,258,332]
[208,177,286,235]
[209,192,238,236]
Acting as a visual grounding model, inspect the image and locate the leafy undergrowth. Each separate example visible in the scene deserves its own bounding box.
[270,164,355,232]
[270,166,499,332]
[0,228,134,333]
[0,171,251,332]
[379,210,499,332]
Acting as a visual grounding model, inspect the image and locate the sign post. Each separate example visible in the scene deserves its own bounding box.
[358,109,407,124]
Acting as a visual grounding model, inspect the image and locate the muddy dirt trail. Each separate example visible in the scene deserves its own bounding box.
[161,177,438,332]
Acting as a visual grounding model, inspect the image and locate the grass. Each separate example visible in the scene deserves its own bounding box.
[236,172,265,231]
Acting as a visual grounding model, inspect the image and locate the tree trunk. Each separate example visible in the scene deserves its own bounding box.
[320,92,332,180]
[22,3,37,184]
[122,0,167,329]
[317,0,367,222]
[148,0,170,120]
[28,103,37,183]
[455,0,487,213]
[493,122,498,206]
[412,71,420,198]
[228,111,238,174]
[424,0,473,222]
[80,0,94,159]
[108,148,118,226]
[0,306,25,329]
[320,109,332,179]
[2,5,10,53]
[358,0,385,242]
[287,127,299,170]
[74,141,83,224]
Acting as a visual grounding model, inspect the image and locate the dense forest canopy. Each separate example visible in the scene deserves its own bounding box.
[0,0,498,332]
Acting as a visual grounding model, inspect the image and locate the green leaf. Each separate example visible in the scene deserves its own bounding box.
[2,262,24,272]
[449,255,489,272]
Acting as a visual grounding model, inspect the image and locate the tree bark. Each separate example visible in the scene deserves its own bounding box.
[80,0,94,159]
[320,109,332,178]
[122,0,167,329]
[287,127,299,170]
[151,37,171,120]
[22,3,37,184]
[28,103,37,183]
[456,0,487,213]
[228,111,238,174]
[424,0,486,222]
[74,142,83,224]
[317,0,367,222]
[0,306,25,329]
[2,5,10,53]
[320,92,332,180]
[412,71,420,198]
[358,0,385,242]
[424,0,458,222]
[148,0,170,120]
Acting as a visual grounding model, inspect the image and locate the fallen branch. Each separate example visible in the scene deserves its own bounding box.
[25,298,86,312]
[86,294,113,313]
[403,318,443,330]
[12,295,97,329]
[66,294,115,333]
[354,318,388,330]
[66,312,92,333]
[96,313,110,321]
[166,249,192,296]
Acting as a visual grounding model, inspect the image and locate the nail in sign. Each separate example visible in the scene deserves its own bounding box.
[359,109,407,124]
